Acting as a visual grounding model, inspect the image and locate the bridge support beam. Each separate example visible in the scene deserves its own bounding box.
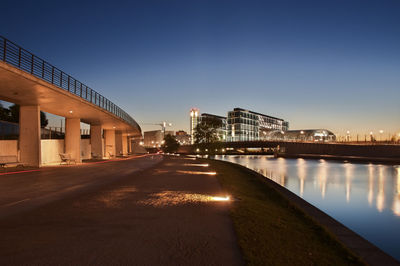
[104,129,116,158]
[19,105,41,167]
[115,131,123,156]
[65,118,81,163]
[90,125,103,159]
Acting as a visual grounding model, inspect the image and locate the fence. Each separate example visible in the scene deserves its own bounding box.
[0,36,139,130]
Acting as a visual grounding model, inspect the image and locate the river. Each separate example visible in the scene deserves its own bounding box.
[213,155,400,261]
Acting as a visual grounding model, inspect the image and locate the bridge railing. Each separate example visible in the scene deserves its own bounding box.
[0,36,140,130]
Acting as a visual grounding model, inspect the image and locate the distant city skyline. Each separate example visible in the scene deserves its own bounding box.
[1,0,399,138]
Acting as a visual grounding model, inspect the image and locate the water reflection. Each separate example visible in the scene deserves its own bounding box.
[214,155,400,260]
[317,160,327,199]
[297,158,306,197]
[377,166,385,212]
[392,168,400,216]
[368,164,374,206]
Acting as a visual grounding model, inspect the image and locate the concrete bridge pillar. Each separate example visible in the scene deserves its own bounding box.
[115,131,123,156]
[90,125,103,159]
[65,118,81,163]
[104,129,116,158]
[122,135,128,156]
[19,105,41,167]
[128,137,132,154]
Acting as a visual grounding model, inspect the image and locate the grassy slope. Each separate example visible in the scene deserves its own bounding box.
[205,159,364,266]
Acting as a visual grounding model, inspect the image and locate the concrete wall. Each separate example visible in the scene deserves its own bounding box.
[41,139,64,165]
[80,139,91,160]
[0,140,18,157]
[1,138,100,165]
[39,139,91,165]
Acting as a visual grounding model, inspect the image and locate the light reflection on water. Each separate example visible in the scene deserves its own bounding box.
[214,155,400,261]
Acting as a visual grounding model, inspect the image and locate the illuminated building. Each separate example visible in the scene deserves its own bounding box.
[175,130,190,145]
[189,108,199,144]
[199,113,227,141]
[227,108,289,142]
[265,129,336,142]
[143,130,174,148]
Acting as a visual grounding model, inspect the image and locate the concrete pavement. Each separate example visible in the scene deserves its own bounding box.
[0,155,242,265]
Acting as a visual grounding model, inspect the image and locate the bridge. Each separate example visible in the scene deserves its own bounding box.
[179,140,400,161]
[0,36,141,166]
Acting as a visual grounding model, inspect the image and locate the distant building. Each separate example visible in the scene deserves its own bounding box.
[143,130,174,148]
[175,130,190,145]
[199,113,227,142]
[189,108,200,144]
[227,108,289,142]
[266,129,336,142]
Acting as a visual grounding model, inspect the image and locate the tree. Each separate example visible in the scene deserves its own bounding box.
[161,134,180,153]
[194,116,222,144]
[0,102,10,121]
[194,117,224,154]
[6,104,48,128]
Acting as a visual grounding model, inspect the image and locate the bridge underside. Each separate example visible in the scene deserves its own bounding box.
[0,61,140,135]
[0,61,141,166]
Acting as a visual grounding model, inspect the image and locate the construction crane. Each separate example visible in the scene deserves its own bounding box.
[142,122,173,138]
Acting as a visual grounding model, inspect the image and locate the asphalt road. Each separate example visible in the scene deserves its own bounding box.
[0,155,242,265]
[0,155,162,218]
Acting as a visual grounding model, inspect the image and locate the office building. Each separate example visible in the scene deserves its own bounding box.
[189,108,199,144]
[175,130,190,145]
[227,108,289,142]
[143,130,174,148]
[199,113,227,141]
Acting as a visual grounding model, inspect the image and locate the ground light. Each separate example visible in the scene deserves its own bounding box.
[211,196,230,201]
[176,170,217,175]
[183,164,209,167]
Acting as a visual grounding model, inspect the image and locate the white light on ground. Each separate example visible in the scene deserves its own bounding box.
[211,196,230,201]
[184,163,209,167]
[176,170,216,175]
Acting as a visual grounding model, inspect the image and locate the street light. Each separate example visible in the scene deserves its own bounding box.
[379,130,384,141]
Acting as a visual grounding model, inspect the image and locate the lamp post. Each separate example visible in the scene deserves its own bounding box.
[346,130,350,142]
[379,130,384,142]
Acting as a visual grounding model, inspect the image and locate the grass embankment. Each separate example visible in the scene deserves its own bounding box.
[204,159,364,265]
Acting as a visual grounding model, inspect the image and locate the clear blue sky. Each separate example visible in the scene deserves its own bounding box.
[1,0,399,137]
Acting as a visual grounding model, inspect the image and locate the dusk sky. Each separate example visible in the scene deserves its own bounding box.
[1,0,400,137]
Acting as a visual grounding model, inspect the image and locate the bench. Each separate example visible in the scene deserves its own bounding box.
[91,152,102,159]
[59,153,76,165]
[0,155,23,168]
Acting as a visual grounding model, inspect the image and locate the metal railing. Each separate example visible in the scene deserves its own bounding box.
[0,36,140,130]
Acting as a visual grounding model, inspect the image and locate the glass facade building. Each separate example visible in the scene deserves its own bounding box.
[265,129,336,142]
[200,113,227,141]
[227,108,289,142]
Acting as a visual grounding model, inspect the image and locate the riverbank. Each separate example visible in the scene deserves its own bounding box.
[277,153,400,165]
[202,158,399,265]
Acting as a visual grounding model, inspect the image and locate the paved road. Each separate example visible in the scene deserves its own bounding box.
[0,155,242,265]
[0,154,162,219]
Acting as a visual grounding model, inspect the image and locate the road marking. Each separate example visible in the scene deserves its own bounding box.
[0,169,40,176]
[1,198,31,207]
